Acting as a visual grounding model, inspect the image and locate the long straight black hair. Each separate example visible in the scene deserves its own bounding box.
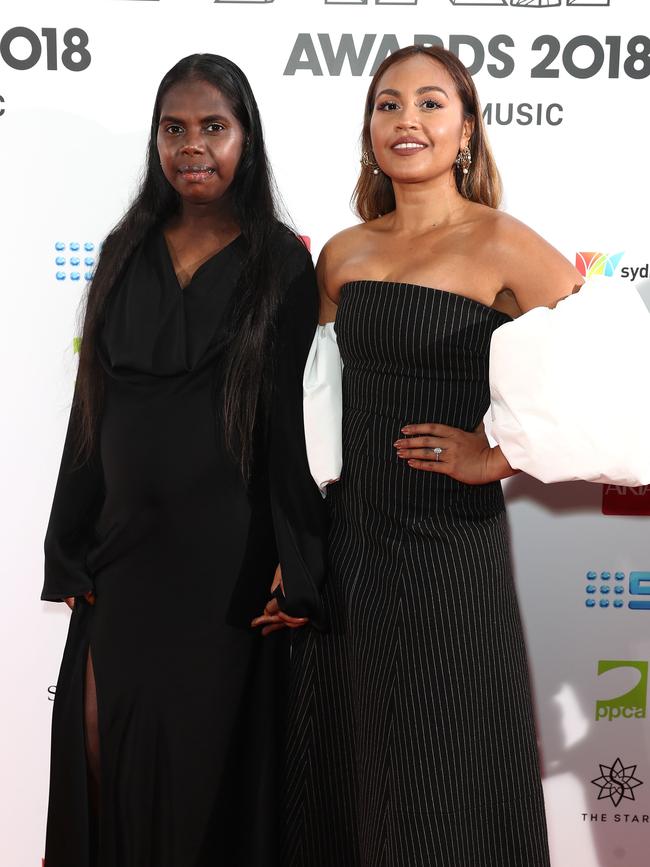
[75,54,284,478]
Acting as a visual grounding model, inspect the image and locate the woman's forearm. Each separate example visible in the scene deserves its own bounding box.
[487,445,521,482]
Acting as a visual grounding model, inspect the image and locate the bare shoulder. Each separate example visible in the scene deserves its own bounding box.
[320,223,367,264]
[316,222,369,309]
[486,210,583,312]
[488,210,550,251]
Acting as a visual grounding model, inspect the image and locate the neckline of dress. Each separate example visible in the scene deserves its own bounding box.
[159,230,243,292]
[340,280,513,320]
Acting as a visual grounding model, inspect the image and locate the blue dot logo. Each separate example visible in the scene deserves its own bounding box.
[54,239,96,283]
[585,570,629,611]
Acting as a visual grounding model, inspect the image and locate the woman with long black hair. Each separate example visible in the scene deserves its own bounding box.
[42,54,326,867]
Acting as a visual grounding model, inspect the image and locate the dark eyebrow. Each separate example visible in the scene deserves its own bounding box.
[158,114,228,125]
[375,85,449,100]
[375,88,400,99]
[416,85,449,98]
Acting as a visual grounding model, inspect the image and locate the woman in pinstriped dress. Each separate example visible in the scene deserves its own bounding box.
[257,46,583,866]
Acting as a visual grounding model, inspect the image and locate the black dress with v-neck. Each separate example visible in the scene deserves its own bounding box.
[42,227,327,867]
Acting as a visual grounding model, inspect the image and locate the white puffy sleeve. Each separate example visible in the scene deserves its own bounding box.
[489,276,650,486]
[303,322,343,493]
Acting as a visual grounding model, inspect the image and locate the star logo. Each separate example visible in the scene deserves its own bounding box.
[591,758,643,807]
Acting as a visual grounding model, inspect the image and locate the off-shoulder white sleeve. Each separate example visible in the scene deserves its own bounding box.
[489,276,650,486]
[303,322,343,494]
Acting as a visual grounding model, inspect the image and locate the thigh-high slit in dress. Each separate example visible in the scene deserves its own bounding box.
[42,227,327,867]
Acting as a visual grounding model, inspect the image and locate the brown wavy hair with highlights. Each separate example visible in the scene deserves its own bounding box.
[353,45,502,222]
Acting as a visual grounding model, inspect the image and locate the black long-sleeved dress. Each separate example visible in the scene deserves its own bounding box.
[42,226,327,867]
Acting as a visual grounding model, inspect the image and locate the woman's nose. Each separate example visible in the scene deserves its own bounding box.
[180,135,204,154]
[395,113,418,131]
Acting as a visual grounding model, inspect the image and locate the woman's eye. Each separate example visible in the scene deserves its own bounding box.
[377,101,400,112]
[166,124,184,135]
[205,122,225,133]
[420,99,442,110]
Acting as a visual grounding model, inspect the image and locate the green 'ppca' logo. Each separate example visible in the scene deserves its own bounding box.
[596,660,648,722]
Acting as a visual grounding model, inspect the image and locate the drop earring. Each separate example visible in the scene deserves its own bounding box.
[455,145,472,175]
[361,151,381,176]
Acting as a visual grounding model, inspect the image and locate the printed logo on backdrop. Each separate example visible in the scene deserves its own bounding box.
[592,758,643,808]
[585,571,650,611]
[595,660,647,722]
[54,241,97,283]
[0,26,91,118]
[583,758,648,826]
[576,251,650,282]
[0,27,90,71]
[576,251,624,279]
[277,0,648,122]
[53,240,96,353]
[284,33,650,80]
[109,0,649,108]
[603,485,650,516]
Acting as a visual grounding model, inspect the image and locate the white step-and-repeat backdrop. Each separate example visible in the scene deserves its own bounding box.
[1,1,648,864]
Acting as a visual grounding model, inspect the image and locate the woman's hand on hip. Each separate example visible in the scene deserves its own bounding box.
[394,421,517,485]
[251,564,309,637]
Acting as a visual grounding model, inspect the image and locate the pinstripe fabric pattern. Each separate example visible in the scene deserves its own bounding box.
[284,282,550,867]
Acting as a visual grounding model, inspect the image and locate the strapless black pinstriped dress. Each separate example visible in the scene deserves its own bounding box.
[284,281,550,867]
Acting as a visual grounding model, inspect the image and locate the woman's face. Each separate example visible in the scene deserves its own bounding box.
[156,77,245,208]
[369,54,473,185]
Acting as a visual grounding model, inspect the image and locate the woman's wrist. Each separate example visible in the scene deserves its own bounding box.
[487,445,520,482]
